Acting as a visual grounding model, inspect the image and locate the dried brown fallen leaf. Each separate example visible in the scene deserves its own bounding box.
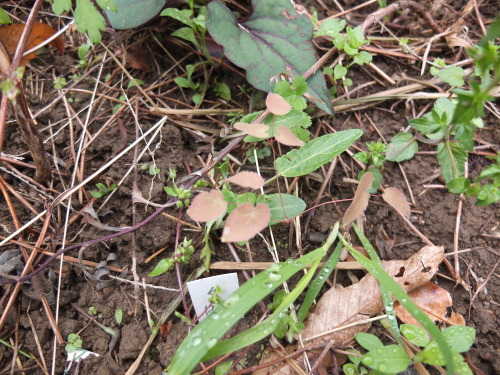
[275,126,304,147]
[256,245,445,375]
[253,246,444,375]
[382,187,411,218]
[266,92,291,115]
[0,23,65,68]
[343,172,373,225]
[234,122,270,138]
[303,244,444,345]
[224,171,265,189]
[221,203,270,242]
[187,189,227,222]
[394,281,452,327]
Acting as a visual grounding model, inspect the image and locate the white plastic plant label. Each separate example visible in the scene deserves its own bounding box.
[187,273,239,321]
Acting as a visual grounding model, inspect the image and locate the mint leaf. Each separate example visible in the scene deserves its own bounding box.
[75,0,106,43]
[437,66,465,86]
[52,0,72,15]
[313,18,346,38]
[386,132,418,162]
[437,141,467,183]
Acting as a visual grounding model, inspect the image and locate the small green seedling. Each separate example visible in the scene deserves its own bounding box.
[88,306,97,316]
[430,58,465,87]
[174,64,206,105]
[354,140,386,192]
[207,285,223,305]
[53,76,67,90]
[350,324,475,375]
[214,80,231,101]
[164,169,192,208]
[90,182,117,199]
[115,308,123,325]
[65,333,83,353]
[161,0,211,61]
[140,163,161,176]
[149,237,195,276]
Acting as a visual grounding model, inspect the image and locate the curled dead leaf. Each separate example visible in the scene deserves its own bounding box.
[224,171,265,189]
[266,92,291,115]
[187,189,227,222]
[302,245,444,345]
[0,23,65,69]
[394,281,453,327]
[382,187,411,218]
[221,203,270,242]
[234,122,270,138]
[275,126,304,147]
[343,172,373,225]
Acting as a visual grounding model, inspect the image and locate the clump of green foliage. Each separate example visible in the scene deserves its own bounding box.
[386,18,500,206]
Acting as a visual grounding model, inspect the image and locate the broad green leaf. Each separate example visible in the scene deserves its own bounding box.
[313,18,346,38]
[437,142,467,183]
[207,0,333,114]
[115,308,123,324]
[361,345,411,373]
[75,0,106,43]
[437,66,465,86]
[355,332,384,351]
[401,324,430,347]
[221,190,257,215]
[160,8,194,28]
[106,0,165,30]
[334,64,347,80]
[52,0,72,15]
[386,132,418,162]
[96,0,117,12]
[257,193,306,225]
[433,97,454,125]
[0,8,12,24]
[443,325,476,353]
[171,27,198,47]
[447,177,470,194]
[276,129,362,177]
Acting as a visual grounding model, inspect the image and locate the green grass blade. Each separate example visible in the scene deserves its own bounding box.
[338,234,455,375]
[298,223,341,322]
[352,224,401,344]
[167,226,338,375]
[202,256,321,360]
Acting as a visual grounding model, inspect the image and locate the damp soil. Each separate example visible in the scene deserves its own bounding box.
[0,1,499,374]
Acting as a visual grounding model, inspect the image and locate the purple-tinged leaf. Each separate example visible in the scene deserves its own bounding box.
[207,0,333,114]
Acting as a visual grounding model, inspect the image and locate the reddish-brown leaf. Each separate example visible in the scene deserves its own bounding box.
[187,189,227,222]
[382,187,411,218]
[0,23,65,67]
[343,172,373,225]
[266,92,291,115]
[221,203,270,242]
[225,171,265,190]
[394,281,452,327]
[234,122,270,138]
[275,126,304,147]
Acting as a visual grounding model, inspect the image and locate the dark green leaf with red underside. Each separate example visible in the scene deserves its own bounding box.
[207,0,333,114]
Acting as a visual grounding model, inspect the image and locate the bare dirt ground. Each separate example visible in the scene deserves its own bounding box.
[0,1,498,374]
